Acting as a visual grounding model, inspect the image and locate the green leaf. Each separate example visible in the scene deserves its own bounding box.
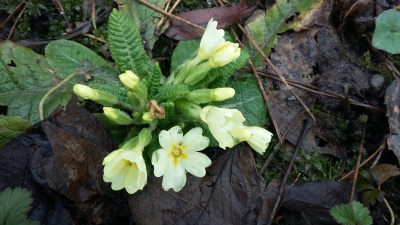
[330,201,373,225]
[155,84,190,103]
[108,9,153,77]
[147,62,163,99]
[0,187,38,225]
[244,0,321,69]
[0,41,72,124]
[372,9,400,54]
[0,115,31,148]
[330,203,357,225]
[352,201,373,225]
[116,0,168,52]
[45,40,120,86]
[216,78,268,126]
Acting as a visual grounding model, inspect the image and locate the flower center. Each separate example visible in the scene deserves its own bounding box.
[171,143,185,158]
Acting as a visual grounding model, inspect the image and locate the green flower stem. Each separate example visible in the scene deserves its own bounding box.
[382,196,395,225]
[180,62,212,85]
[170,57,202,85]
[174,99,202,119]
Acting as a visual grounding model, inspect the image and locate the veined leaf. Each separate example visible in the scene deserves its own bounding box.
[0,187,38,225]
[0,115,31,148]
[216,78,268,127]
[372,9,400,54]
[108,9,153,77]
[0,41,72,124]
[330,201,372,225]
[244,0,321,69]
[45,40,120,86]
[116,0,167,52]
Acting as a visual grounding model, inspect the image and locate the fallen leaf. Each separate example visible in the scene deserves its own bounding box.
[0,97,129,224]
[129,144,269,225]
[385,78,400,164]
[164,2,256,40]
[368,164,400,188]
[281,180,353,224]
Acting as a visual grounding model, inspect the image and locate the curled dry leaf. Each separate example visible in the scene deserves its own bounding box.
[164,2,256,40]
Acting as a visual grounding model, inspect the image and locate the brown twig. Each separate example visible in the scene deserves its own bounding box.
[339,138,386,182]
[155,0,181,35]
[7,4,27,40]
[138,0,204,32]
[236,23,316,122]
[50,0,73,32]
[258,70,386,113]
[348,126,366,205]
[267,119,313,225]
[0,1,25,30]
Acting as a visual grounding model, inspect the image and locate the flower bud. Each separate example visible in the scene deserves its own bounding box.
[185,88,235,103]
[119,70,148,98]
[103,107,133,125]
[208,42,240,68]
[73,84,119,106]
[119,70,140,90]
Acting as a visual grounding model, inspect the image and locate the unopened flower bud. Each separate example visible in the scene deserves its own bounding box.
[73,84,119,106]
[185,88,235,103]
[103,107,133,125]
[210,88,235,101]
[208,42,240,68]
[119,70,140,90]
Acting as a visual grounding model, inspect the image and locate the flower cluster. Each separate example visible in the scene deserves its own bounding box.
[73,18,272,194]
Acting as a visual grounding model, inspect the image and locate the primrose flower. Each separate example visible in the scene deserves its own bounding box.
[103,149,147,194]
[152,126,211,192]
[103,128,152,194]
[245,126,273,154]
[197,18,225,61]
[208,42,240,68]
[200,106,252,149]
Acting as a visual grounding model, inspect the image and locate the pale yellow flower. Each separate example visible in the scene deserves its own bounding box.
[103,149,147,194]
[197,18,225,61]
[208,42,241,68]
[152,126,211,192]
[103,107,133,125]
[200,106,251,149]
[246,126,273,154]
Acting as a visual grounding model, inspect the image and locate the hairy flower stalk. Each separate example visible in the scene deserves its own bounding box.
[152,126,211,192]
[185,88,235,104]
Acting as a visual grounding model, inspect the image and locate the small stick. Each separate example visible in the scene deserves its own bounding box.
[155,0,182,35]
[50,0,72,32]
[348,126,366,205]
[138,0,204,32]
[339,139,386,181]
[7,4,27,40]
[0,1,25,30]
[236,23,316,122]
[266,118,313,225]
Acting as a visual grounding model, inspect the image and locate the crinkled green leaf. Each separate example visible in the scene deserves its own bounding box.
[352,201,373,225]
[45,40,120,86]
[0,187,38,225]
[0,115,31,148]
[0,41,71,124]
[330,201,373,225]
[330,203,357,225]
[216,78,268,127]
[147,62,163,99]
[108,9,153,77]
[372,9,400,54]
[244,0,321,69]
[116,0,167,52]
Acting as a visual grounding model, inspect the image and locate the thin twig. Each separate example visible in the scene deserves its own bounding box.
[258,70,385,112]
[236,23,316,121]
[39,71,84,120]
[267,119,313,225]
[7,4,27,40]
[339,139,386,182]
[155,0,181,35]
[82,33,107,43]
[91,0,97,30]
[138,0,204,32]
[0,1,25,30]
[348,126,366,205]
[50,0,72,32]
